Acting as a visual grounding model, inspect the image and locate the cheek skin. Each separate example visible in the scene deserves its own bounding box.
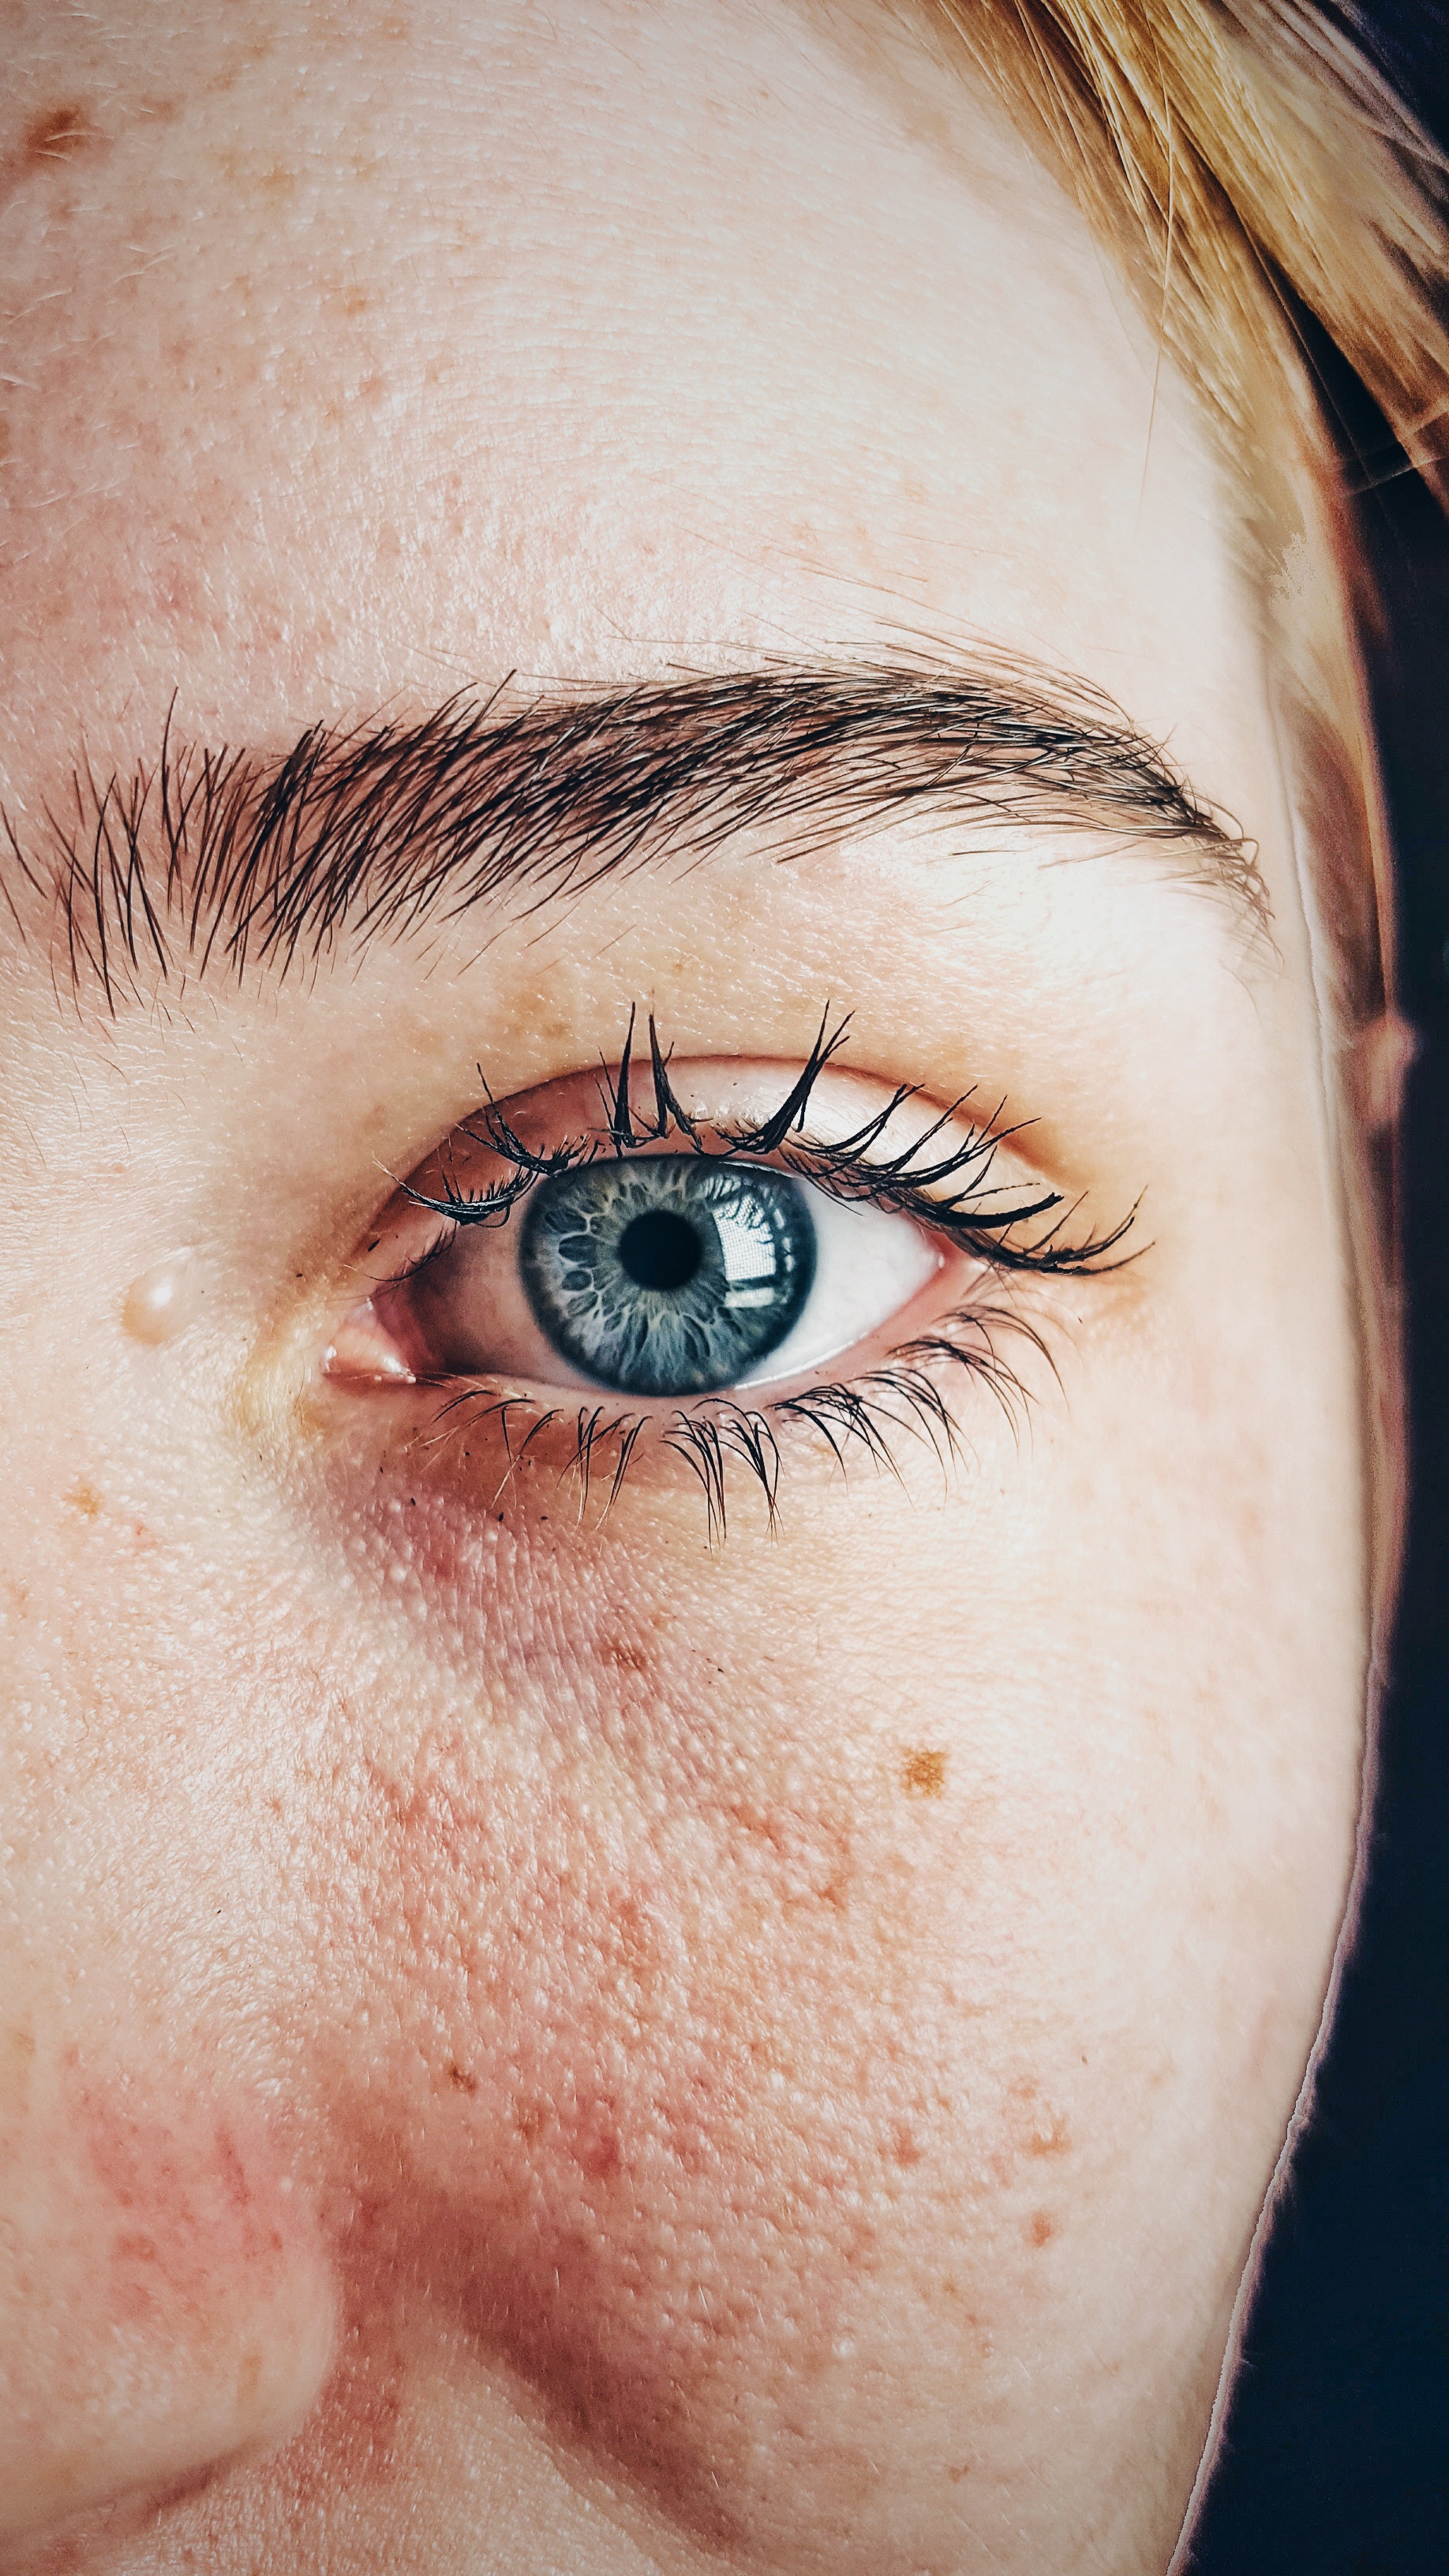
[0,1111,1360,2572]
[306,1735,1053,2561]
[249,1443,1195,2567]
[0,1331,1354,2576]
[0,2039,336,2546]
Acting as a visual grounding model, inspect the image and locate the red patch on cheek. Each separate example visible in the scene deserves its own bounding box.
[0,2066,336,2543]
[77,2088,287,2320]
[295,1511,1071,2554]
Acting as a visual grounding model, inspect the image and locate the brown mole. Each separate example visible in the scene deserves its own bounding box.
[23,103,102,165]
[901,1747,946,1796]
[600,1638,651,1676]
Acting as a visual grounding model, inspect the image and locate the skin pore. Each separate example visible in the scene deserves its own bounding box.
[0,3,1372,2572]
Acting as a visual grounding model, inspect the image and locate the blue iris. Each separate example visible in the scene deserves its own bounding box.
[519,1156,816,1396]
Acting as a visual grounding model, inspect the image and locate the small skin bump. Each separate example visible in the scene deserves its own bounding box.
[122,1249,201,1346]
[1026,2112,1071,2159]
[901,1747,946,1796]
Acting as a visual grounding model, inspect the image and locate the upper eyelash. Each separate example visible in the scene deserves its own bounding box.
[399,1002,1138,1275]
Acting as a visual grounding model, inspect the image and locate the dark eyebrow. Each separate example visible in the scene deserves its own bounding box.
[1,661,1266,1008]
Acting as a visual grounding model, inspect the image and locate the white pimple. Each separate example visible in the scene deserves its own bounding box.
[122,1249,200,1346]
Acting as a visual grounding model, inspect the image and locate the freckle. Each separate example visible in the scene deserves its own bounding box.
[1030,2210,1056,2247]
[890,2125,923,2168]
[66,1478,103,1518]
[1027,2111,1071,2159]
[901,1747,946,1796]
[24,101,101,164]
[123,1249,200,1345]
[447,2063,478,2096]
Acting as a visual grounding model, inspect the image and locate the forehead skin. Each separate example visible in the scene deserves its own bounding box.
[3,0,1262,781]
[0,6,1366,2576]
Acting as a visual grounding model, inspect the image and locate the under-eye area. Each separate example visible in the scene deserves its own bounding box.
[321,1009,1138,1528]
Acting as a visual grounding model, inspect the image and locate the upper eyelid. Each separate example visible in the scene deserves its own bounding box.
[395,1024,1016,1221]
[407,1009,1024,1193]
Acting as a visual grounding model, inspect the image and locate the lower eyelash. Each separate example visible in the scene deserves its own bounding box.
[406,1298,1044,1541]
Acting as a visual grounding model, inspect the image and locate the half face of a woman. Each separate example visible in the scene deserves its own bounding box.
[0,4,1374,2570]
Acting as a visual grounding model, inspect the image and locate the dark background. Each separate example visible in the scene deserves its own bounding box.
[1189,7,1449,2565]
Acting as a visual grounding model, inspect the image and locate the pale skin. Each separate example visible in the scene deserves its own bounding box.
[0,4,1375,2572]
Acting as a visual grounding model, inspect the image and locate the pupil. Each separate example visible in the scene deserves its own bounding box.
[618,1208,702,1293]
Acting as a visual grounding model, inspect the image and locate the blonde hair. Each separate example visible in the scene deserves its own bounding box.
[922,1,1449,1627]
[942,1,1449,486]
[928,2,1449,1024]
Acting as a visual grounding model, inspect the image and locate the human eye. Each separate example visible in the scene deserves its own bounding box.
[323,1009,1131,1520]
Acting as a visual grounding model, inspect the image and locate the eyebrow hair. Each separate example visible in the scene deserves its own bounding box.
[0,661,1266,1008]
